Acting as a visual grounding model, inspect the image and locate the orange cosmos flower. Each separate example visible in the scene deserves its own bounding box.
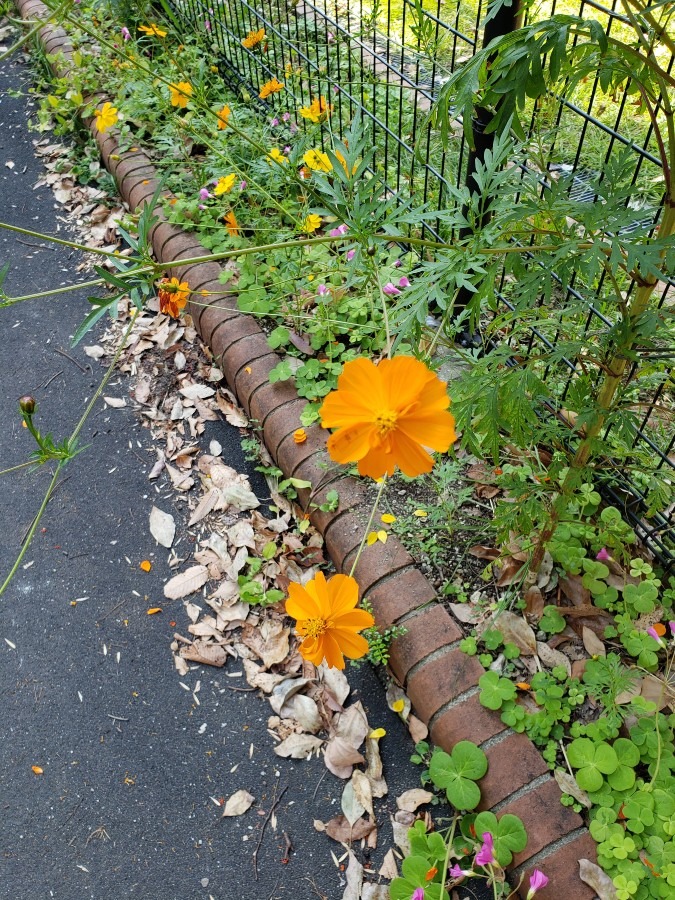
[157,277,189,318]
[169,81,192,108]
[216,104,231,130]
[259,78,284,99]
[224,211,240,236]
[299,96,332,124]
[242,27,265,49]
[319,356,456,479]
[285,572,374,670]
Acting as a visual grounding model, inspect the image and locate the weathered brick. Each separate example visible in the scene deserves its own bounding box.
[407,649,486,724]
[347,536,415,596]
[389,604,462,685]
[515,831,597,899]
[430,691,507,750]
[323,513,364,573]
[262,399,309,459]
[366,567,436,627]
[479,732,548,810]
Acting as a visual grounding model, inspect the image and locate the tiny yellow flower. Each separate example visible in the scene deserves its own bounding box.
[169,81,192,108]
[303,148,332,173]
[138,23,167,37]
[298,96,332,124]
[381,513,396,524]
[301,214,322,234]
[214,173,237,195]
[391,699,406,713]
[267,147,287,165]
[413,509,428,517]
[94,102,118,134]
[242,27,265,49]
[259,78,284,99]
[216,104,231,130]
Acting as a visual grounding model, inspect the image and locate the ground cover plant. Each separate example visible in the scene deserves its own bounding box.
[1,0,675,896]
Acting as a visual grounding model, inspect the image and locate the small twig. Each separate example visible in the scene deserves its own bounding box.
[252,783,287,881]
[225,685,256,692]
[16,239,55,250]
[37,370,63,390]
[59,796,84,828]
[54,347,87,373]
[107,714,129,722]
[312,769,327,801]
[96,597,129,623]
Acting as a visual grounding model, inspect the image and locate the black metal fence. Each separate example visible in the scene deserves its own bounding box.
[173,0,675,570]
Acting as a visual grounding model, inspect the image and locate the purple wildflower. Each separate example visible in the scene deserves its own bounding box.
[346,249,356,261]
[239,180,247,190]
[317,284,328,296]
[121,26,131,41]
[282,112,291,122]
[330,224,348,237]
[411,890,424,900]
[449,864,471,877]
[475,832,495,867]
[596,547,610,561]
[670,621,675,636]
[382,282,400,296]
[199,188,210,200]
[393,259,402,267]
[398,276,411,288]
[647,626,665,647]
[527,869,549,898]
[204,19,211,31]
[271,117,279,127]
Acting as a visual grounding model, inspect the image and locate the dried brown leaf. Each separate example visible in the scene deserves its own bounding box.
[579,859,618,899]
[324,814,376,844]
[221,789,254,817]
[179,640,228,667]
[396,789,434,813]
[273,733,323,759]
[553,768,591,808]
[324,737,365,779]
[495,611,537,655]
[582,626,606,658]
[164,565,208,599]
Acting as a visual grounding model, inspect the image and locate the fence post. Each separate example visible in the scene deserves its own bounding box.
[453,0,523,346]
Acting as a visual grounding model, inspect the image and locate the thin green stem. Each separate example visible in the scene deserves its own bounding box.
[0,0,71,63]
[348,477,388,578]
[0,460,34,477]
[0,462,63,599]
[0,220,141,259]
[372,266,392,357]
[438,814,458,898]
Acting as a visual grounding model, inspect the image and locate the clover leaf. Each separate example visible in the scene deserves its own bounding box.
[428,741,488,810]
[479,671,516,710]
[472,811,528,867]
[567,738,619,792]
[389,853,450,900]
[607,737,639,791]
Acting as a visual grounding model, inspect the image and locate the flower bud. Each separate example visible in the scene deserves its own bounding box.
[19,396,36,415]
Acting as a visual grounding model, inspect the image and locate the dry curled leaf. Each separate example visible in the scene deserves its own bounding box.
[495,610,537,655]
[582,625,606,658]
[273,733,323,759]
[221,789,254,817]
[553,768,591,808]
[163,565,209,599]
[149,506,175,548]
[579,858,618,899]
[323,814,376,844]
[396,788,434,813]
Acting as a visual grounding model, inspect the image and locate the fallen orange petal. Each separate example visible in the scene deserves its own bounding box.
[31,765,43,775]
[147,607,162,615]
[653,622,666,636]
[140,560,152,572]
[516,682,531,690]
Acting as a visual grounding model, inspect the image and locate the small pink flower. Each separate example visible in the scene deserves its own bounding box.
[398,276,410,288]
[204,19,211,31]
[198,204,206,210]
[290,122,298,134]
[393,259,402,267]
[317,284,328,296]
[670,621,675,636]
[382,282,400,296]
[475,832,495,867]
[346,249,356,261]
[284,145,291,153]
[121,26,131,40]
[271,117,279,127]
[596,547,610,561]
[239,180,247,190]
[282,112,291,122]
[330,224,348,237]
[328,31,335,43]
[449,864,471,877]
[199,188,210,200]
[332,85,339,94]
[412,890,424,900]
[647,626,665,647]
[527,869,549,898]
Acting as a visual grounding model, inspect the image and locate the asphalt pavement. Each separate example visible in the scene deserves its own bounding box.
[0,45,449,900]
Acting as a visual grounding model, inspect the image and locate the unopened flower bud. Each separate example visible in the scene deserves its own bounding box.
[19,395,36,415]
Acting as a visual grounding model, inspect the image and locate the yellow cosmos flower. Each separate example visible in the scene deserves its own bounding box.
[214,174,237,195]
[285,572,374,669]
[335,149,358,175]
[216,104,231,130]
[157,277,189,318]
[138,23,167,37]
[224,211,240,237]
[94,102,118,134]
[169,81,192,108]
[242,27,265,49]
[319,356,457,480]
[303,148,332,173]
[267,147,287,165]
[301,214,322,234]
[298,96,333,124]
[259,78,284,99]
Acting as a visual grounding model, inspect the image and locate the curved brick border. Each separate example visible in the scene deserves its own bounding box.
[14,3,597,894]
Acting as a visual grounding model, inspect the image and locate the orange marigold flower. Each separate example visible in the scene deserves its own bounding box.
[319,356,456,479]
[157,277,190,318]
[169,81,192,108]
[224,211,240,237]
[299,95,332,124]
[259,77,284,99]
[216,104,231,130]
[242,27,265,49]
[285,571,374,669]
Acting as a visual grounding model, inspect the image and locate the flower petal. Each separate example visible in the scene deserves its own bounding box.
[326,423,378,465]
[286,582,321,620]
[325,574,360,617]
[332,628,370,659]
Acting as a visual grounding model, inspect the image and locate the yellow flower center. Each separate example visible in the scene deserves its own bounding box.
[374,409,398,436]
[303,617,328,638]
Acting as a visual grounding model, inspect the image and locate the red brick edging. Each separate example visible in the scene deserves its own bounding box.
[14,3,597,894]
